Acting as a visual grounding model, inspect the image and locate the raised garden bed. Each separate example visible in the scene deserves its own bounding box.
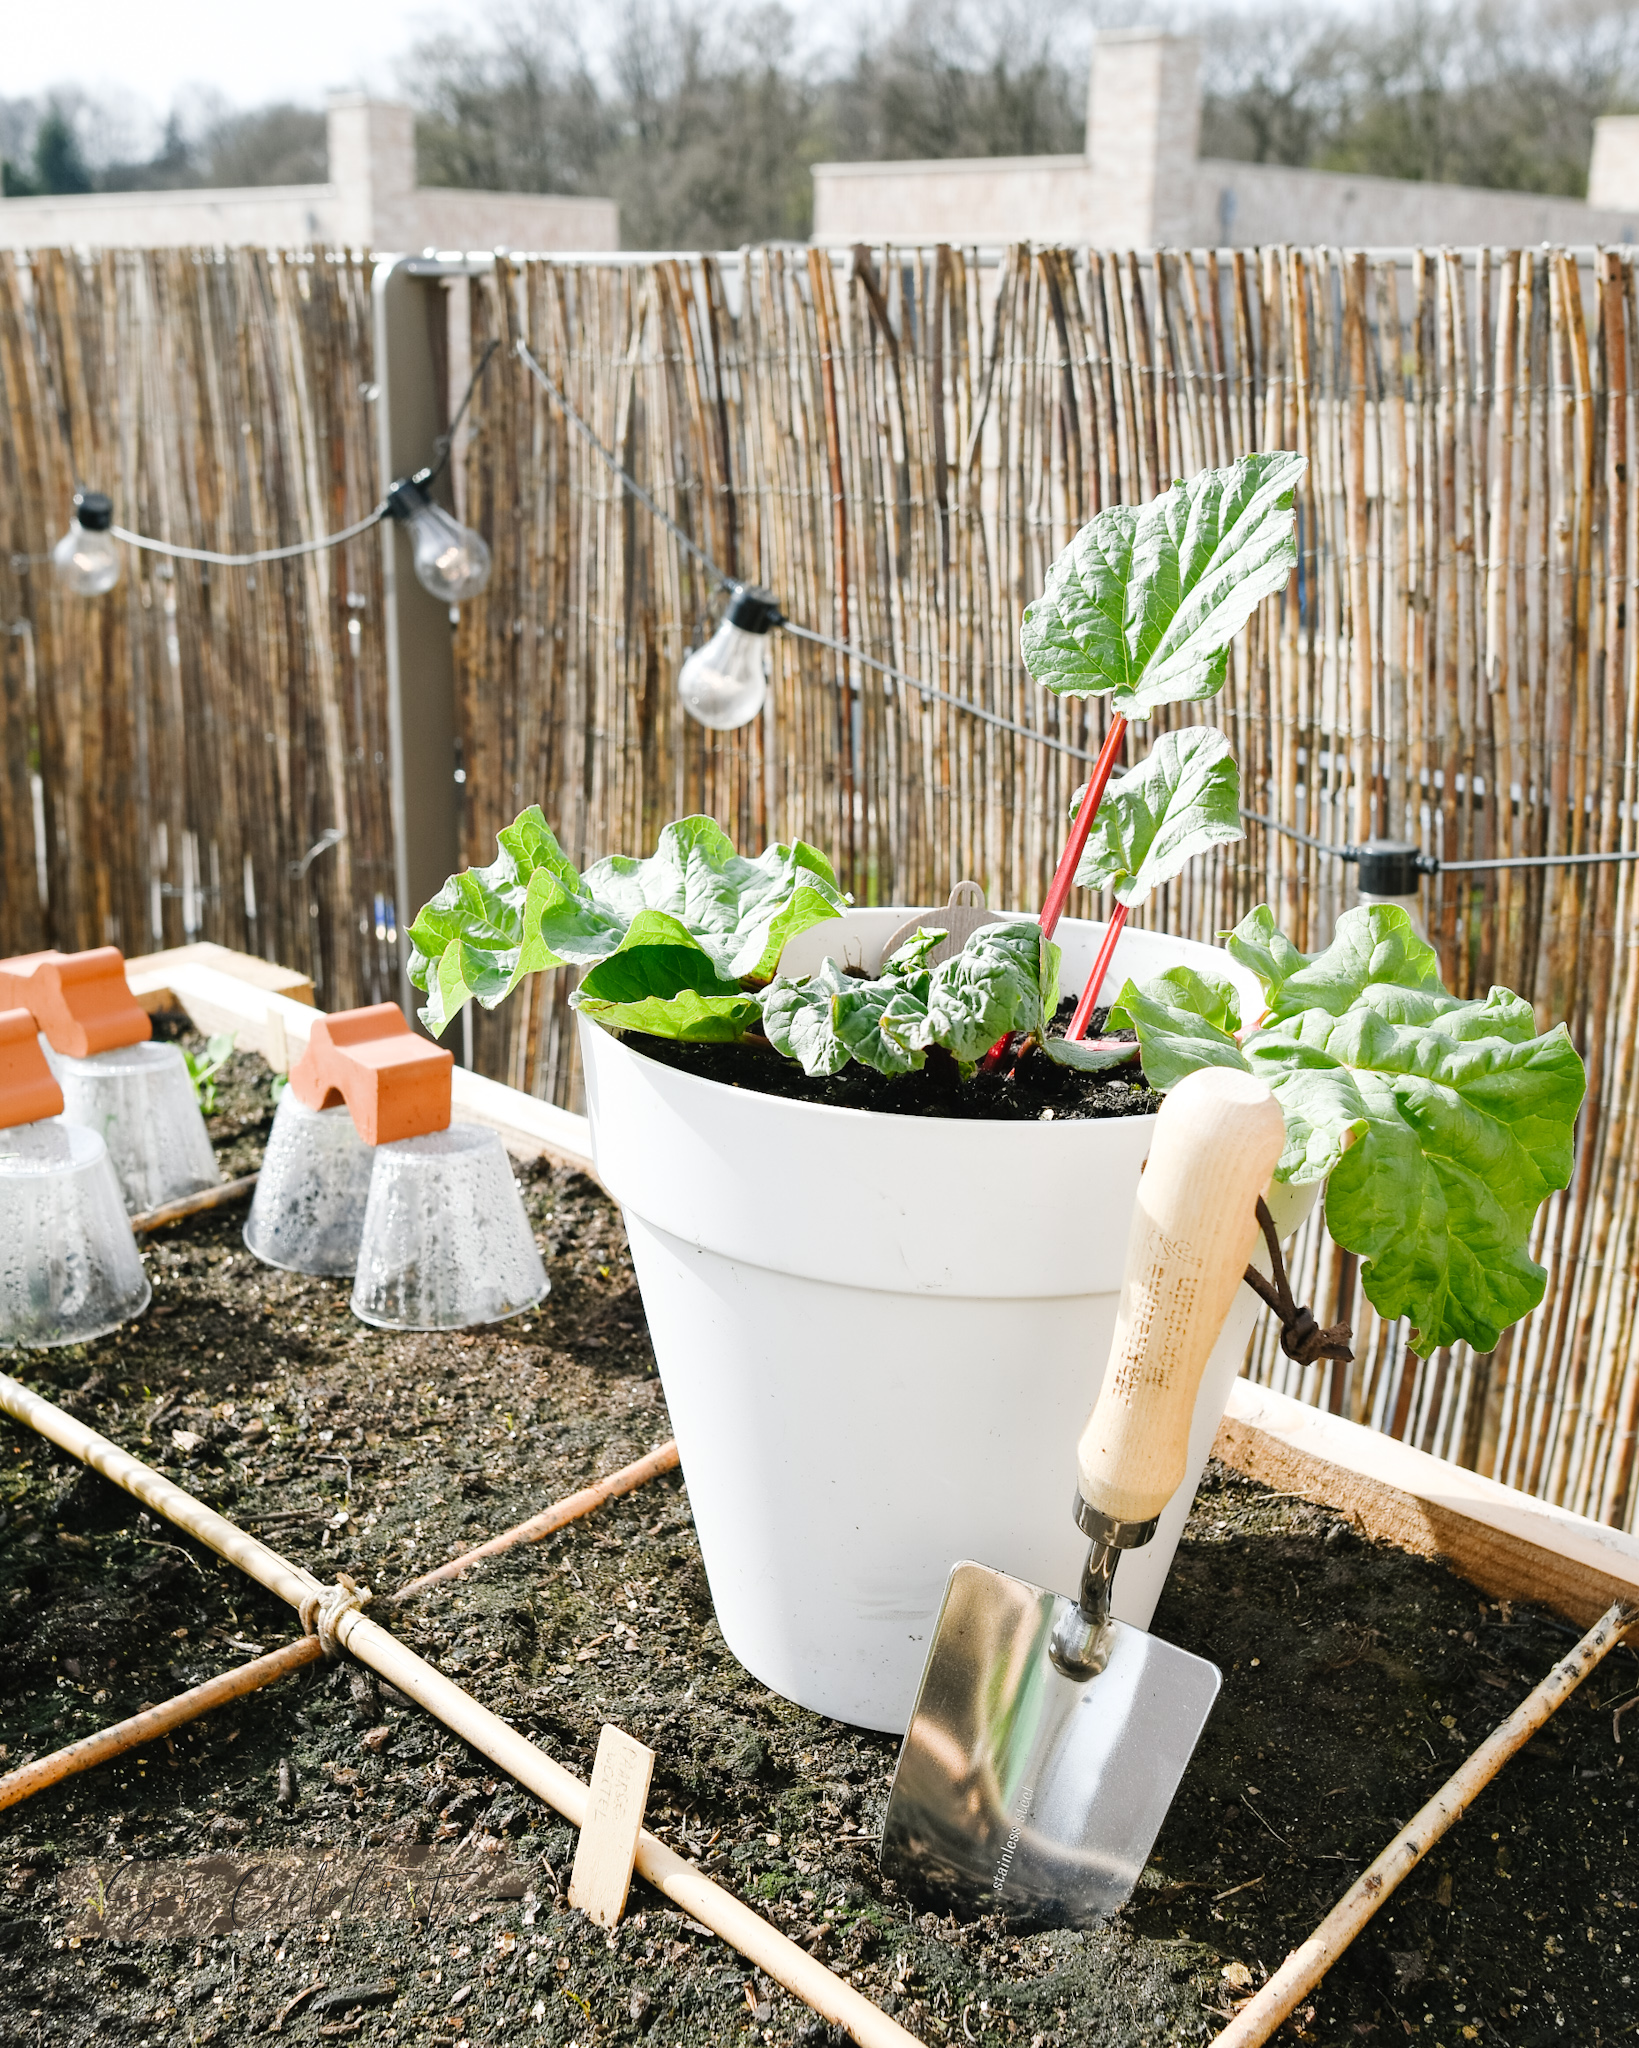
[2,1031,1636,2048]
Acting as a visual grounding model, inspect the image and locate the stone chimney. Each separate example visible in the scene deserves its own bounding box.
[1589,116,1639,213]
[1085,30,1202,247]
[325,95,419,248]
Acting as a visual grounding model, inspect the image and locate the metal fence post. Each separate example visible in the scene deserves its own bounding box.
[372,253,470,1028]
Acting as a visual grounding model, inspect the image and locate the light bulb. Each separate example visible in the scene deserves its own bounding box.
[678,586,781,731]
[52,489,120,597]
[1353,838,1430,940]
[385,473,492,604]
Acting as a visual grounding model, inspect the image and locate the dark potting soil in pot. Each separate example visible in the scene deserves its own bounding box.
[0,1038,1631,2047]
[630,1003,1165,1121]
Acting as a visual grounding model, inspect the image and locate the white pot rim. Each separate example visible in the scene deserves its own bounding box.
[581,1012,1160,1135]
[578,909,1262,1299]
[579,904,1257,1136]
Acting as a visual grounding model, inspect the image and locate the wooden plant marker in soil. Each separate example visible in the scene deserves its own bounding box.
[874,882,1007,973]
[390,1440,681,1601]
[568,1723,656,1927]
[1209,1600,1636,2047]
[0,1372,923,2048]
[0,1635,322,1814]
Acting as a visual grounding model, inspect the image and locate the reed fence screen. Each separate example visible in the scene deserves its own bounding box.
[0,248,397,1005]
[4,241,1638,1533]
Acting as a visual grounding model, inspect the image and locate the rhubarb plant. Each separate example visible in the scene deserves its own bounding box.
[408,450,1585,1362]
[410,458,1298,1072]
[1107,907,1586,1354]
[407,810,846,1040]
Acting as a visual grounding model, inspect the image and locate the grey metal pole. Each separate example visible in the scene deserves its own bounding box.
[373,254,464,1029]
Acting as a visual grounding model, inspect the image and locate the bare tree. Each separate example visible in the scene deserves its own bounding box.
[1196,0,1639,197]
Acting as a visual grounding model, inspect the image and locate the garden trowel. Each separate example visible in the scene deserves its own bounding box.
[880,1066,1287,1927]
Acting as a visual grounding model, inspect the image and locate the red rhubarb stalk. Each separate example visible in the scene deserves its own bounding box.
[1066,902,1128,1042]
[1037,715,1128,942]
[975,714,1129,1077]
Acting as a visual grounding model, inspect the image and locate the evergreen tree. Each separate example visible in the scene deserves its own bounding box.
[30,107,93,195]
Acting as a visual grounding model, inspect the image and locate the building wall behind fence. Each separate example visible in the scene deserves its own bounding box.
[4,240,1638,1536]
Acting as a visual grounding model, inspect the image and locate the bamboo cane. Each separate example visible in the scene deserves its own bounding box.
[392,1440,681,1601]
[130,1173,259,1235]
[0,1635,320,1815]
[0,1372,920,2048]
[1207,1600,1635,2048]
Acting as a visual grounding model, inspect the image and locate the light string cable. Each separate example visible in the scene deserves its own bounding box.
[1243,805,1639,875]
[105,340,501,569]
[513,335,1100,766]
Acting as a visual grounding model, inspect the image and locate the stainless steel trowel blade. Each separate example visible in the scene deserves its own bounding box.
[880,1561,1221,1927]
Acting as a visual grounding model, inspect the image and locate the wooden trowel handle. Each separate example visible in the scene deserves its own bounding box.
[1076,1067,1286,1530]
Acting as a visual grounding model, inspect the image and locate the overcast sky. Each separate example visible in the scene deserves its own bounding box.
[8,1,1277,119]
[6,1,478,108]
[2,0,903,114]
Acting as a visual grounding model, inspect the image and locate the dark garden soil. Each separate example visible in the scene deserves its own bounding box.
[1,1042,1635,2048]
[633,1005,1161,1122]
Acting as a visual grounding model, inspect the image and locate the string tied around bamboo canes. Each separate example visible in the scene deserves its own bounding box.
[1242,1196,1354,1370]
[298,1572,371,1658]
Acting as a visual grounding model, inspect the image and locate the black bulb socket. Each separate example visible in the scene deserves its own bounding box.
[384,474,434,522]
[1356,839,1426,896]
[73,490,113,533]
[727,586,782,635]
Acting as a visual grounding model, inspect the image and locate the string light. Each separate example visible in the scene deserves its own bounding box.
[51,343,500,604]
[51,490,120,597]
[384,472,492,605]
[677,586,780,730]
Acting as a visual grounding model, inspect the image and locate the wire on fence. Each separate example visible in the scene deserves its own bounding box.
[105,340,502,570]
[1243,807,1639,876]
[513,337,1101,766]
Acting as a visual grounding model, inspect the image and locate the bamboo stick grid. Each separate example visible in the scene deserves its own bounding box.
[3,240,1638,1532]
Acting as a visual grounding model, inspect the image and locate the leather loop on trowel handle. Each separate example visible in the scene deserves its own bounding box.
[1075,1067,1286,1528]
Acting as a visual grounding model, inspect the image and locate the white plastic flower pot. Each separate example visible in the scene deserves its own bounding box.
[580,908,1317,1734]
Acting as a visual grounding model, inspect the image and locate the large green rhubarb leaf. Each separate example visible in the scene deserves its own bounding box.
[914,923,1061,1072]
[1114,905,1587,1354]
[1106,965,1248,1090]
[584,816,844,983]
[1074,726,1244,906]
[408,808,845,1038]
[1020,452,1305,716]
[1229,900,1445,1026]
[569,911,763,1042]
[407,807,624,1037]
